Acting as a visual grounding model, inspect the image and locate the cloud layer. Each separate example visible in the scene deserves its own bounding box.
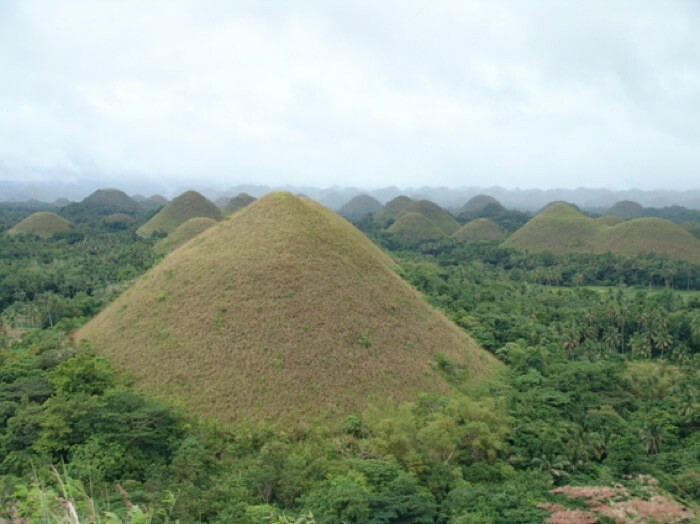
[1,0,699,189]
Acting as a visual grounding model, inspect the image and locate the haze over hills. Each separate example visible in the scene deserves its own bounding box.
[77,192,498,425]
[503,203,700,262]
[4,179,700,212]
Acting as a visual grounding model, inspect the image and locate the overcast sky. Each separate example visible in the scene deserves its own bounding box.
[1,0,699,190]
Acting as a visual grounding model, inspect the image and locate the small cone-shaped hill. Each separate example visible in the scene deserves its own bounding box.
[140,194,169,210]
[77,193,497,425]
[387,200,460,241]
[338,194,383,220]
[609,200,645,219]
[504,203,700,261]
[7,212,71,238]
[103,213,136,227]
[61,189,140,218]
[375,195,413,222]
[154,217,218,255]
[453,218,507,241]
[459,194,503,214]
[223,193,257,215]
[137,190,221,237]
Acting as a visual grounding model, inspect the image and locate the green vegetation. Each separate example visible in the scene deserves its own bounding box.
[154,217,218,254]
[452,218,507,242]
[0,190,698,522]
[338,194,383,220]
[223,192,257,215]
[79,192,496,425]
[61,189,141,221]
[137,190,222,237]
[504,203,700,261]
[7,212,71,238]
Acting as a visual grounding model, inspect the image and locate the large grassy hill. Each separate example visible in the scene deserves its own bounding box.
[7,212,71,238]
[387,200,460,241]
[77,192,497,425]
[338,194,383,220]
[137,190,221,237]
[154,217,218,254]
[453,218,507,241]
[504,203,700,261]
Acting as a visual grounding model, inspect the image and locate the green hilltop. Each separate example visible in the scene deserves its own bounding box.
[61,189,140,219]
[375,195,413,223]
[136,190,222,237]
[338,194,383,220]
[504,203,700,261]
[7,212,71,238]
[223,193,257,215]
[458,194,504,215]
[77,192,498,425]
[387,200,460,242]
[453,218,507,241]
[154,217,218,255]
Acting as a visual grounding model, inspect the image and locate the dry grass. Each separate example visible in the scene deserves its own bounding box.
[137,190,222,237]
[452,218,507,241]
[77,192,499,426]
[386,200,460,242]
[503,203,700,262]
[154,217,218,255]
[7,212,71,238]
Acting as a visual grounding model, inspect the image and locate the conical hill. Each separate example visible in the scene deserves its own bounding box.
[338,194,383,220]
[77,193,497,425]
[154,217,218,255]
[7,212,71,238]
[387,200,460,241]
[223,193,257,215]
[504,203,700,261]
[453,219,507,241]
[137,190,221,237]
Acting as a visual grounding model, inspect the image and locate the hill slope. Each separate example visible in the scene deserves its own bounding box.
[137,190,221,237]
[338,194,383,220]
[154,217,218,254]
[77,193,497,425]
[504,203,700,261]
[7,212,71,238]
[459,194,503,215]
[375,195,413,222]
[453,219,507,241]
[387,200,460,242]
[223,193,257,215]
[61,189,140,218]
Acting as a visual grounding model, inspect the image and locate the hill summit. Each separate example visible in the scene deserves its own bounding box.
[77,192,496,425]
[453,219,507,241]
[338,194,383,220]
[504,203,700,261]
[387,200,460,242]
[7,212,71,238]
[137,190,221,237]
[61,189,140,219]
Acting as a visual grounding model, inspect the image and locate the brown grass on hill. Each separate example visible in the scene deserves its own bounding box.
[452,218,507,241]
[7,212,71,238]
[136,190,222,237]
[504,203,700,262]
[154,217,218,255]
[77,192,498,426]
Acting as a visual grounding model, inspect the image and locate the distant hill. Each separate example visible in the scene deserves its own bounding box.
[77,192,497,425]
[7,212,71,238]
[154,217,218,254]
[136,190,221,237]
[453,219,507,242]
[504,203,700,261]
[338,194,383,220]
[141,194,168,210]
[61,189,140,219]
[387,200,460,242]
[103,213,136,229]
[375,195,413,223]
[223,193,257,215]
[459,194,503,215]
[609,200,645,219]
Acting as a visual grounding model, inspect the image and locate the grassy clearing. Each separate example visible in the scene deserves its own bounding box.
[504,203,700,262]
[78,192,499,426]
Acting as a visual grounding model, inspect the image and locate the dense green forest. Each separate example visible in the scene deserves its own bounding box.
[0,207,697,522]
